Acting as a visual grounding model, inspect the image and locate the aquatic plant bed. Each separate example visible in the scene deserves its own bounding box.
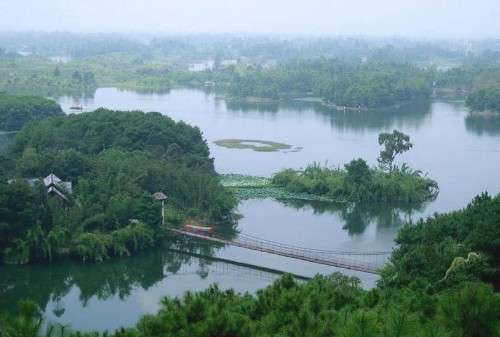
[220,174,338,202]
[214,139,302,153]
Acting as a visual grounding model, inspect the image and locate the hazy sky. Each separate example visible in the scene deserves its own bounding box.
[0,0,499,38]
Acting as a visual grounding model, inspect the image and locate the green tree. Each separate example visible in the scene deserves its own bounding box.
[438,282,500,337]
[345,158,372,186]
[378,130,413,171]
[0,300,43,337]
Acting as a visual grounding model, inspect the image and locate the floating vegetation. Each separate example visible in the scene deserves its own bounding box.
[214,139,302,153]
[220,174,338,202]
[220,174,270,188]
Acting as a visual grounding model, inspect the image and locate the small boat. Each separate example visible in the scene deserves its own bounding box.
[70,105,83,111]
[183,223,214,235]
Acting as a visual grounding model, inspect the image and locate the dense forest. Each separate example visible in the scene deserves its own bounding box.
[0,93,63,131]
[381,192,500,290]
[1,193,499,336]
[222,60,432,108]
[466,86,500,112]
[0,109,236,264]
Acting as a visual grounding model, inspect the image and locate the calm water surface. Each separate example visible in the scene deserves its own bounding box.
[2,88,500,331]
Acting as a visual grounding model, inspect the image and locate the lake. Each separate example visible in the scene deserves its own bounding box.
[2,87,500,331]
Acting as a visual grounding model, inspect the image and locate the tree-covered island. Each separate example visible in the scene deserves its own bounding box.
[223,60,432,109]
[272,130,438,204]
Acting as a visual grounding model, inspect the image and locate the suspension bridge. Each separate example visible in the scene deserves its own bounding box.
[168,228,391,274]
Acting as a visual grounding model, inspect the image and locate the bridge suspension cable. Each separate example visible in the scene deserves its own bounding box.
[236,232,392,256]
[168,227,390,274]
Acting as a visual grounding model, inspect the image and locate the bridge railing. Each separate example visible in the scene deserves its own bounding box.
[169,228,388,274]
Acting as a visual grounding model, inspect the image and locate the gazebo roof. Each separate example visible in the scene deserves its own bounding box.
[153,192,168,200]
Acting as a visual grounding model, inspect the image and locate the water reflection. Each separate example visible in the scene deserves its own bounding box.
[465,114,500,136]
[314,100,432,132]
[225,99,281,113]
[277,199,425,235]
[127,87,172,95]
[0,237,224,316]
[224,98,432,131]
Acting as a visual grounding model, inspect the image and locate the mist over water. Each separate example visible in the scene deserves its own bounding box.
[1,0,500,38]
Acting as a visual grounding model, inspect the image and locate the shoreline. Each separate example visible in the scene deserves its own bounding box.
[468,110,500,117]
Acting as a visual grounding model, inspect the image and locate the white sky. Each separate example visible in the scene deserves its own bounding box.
[0,0,499,38]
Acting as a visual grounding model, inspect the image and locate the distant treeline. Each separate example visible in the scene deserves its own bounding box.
[2,32,500,105]
[1,32,488,61]
[221,60,432,108]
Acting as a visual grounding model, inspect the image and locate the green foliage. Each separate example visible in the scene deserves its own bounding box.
[271,132,435,205]
[9,108,210,168]
[0,300,44,337]
[0,93,63,131]
[377,130,413,170]
[0,181,51,256]
[0,109,236,264]
[3,274,498,337]
[272,161,438,204]
[437,282,500,337]
[225,60,432,108]
[220,174,337,202]
[0,55,97,97]
[380,193,500,290]
[466,86,500,112]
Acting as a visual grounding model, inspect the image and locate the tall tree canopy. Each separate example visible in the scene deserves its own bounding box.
[377,130,413,170]
[0,93,63,131]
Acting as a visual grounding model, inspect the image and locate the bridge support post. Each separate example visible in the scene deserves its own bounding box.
[161,199,165,226]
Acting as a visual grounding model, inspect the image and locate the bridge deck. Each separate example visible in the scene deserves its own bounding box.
[168,228,385,275]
